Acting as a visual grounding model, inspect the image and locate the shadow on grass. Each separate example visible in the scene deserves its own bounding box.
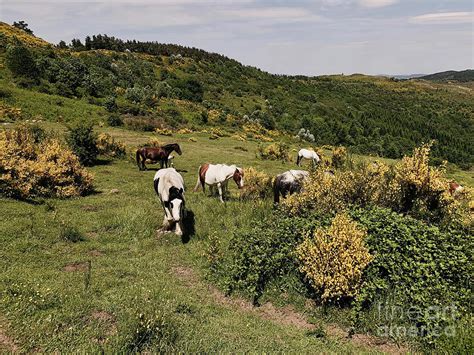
[93,158,113,166]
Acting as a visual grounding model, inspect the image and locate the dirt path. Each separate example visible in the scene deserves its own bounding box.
[0,318,18,353]
[171,265,410,354]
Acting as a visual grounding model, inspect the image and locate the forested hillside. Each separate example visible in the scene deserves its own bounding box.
[1,22,473,167]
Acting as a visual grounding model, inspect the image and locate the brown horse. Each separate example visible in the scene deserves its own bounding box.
[136,143,182,171]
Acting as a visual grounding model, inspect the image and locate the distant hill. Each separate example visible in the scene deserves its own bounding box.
[381,74,426,80]
[418,70,474,82]
[0,22,473,168]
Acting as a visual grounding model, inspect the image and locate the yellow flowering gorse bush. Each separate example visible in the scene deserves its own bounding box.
[0,126,93,198]
[284,143,472,226]
[240,167,273,200]
[257,142,291,162]
[155,128,172,136]
[96,133,126,157]
[296,213,373,301]
[331,146,347,169]
[0,104,22,122]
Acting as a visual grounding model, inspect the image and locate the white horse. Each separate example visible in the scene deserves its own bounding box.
[193,163,244,203]
[296,148,320,167]
[153,168,185,236]
[273,170,309,203]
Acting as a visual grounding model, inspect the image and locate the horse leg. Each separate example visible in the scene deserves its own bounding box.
[217,183,224,203]
[162,216,171,231]
[175,221,183,236]
[296,155,301,166]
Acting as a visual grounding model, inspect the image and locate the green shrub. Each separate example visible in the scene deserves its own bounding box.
[5,44,39,79]
[350,207,473,345]
[66,121,98,166]
[211,211,329,304]
[107,114,123,127]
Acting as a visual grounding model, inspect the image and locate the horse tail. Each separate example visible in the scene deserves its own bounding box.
[273,176,281,204]
[193,165,202,192]
[136,149,142,170]
[154,177,160,196]
[296,153,300,166]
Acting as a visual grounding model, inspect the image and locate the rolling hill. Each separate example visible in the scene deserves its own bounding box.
[418,69,474,82]
[1,22,473,168]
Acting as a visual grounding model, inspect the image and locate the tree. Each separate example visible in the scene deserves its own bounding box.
[66,122,98,166]
[70,38,85,50]
[57,40,67,49]
[12,21,33,35]
[5,44,39,79]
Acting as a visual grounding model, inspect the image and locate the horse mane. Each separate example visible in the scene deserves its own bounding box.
[162,143,179,149]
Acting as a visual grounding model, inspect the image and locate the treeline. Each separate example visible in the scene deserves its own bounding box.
[64,34,244,68]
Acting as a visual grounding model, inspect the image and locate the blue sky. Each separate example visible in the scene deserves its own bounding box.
[1,0,473,75]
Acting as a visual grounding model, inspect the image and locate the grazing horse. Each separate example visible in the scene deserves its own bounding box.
[136,143,182,171]
[273,170,309,203]
[296,148,320,167]
[193,163,244,203]
[449,181,464,196]
[154,168,185,236]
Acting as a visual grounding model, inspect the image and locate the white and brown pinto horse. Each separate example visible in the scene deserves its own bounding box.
[449,181,464,196]
[154,168,185,236]
[273,170,309,203]
[194,163,244,202]
[296,148,320,167]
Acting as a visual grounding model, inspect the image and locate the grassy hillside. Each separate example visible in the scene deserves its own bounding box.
[1,22,473,354]
[419,69,474,82]
[1,123,407,353]
[1,22,473,168]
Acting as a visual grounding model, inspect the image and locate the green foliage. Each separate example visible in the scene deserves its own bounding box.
[66,121,98,166]
[2,25,472,167]
[350,207,473,345]
[5,44,39,79]
[212,212,328,304]
[13,21,33,35]
[107,113,123,127]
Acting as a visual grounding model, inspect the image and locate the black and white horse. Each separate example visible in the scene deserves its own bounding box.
[154,168,185,235]
[273,170,309,203]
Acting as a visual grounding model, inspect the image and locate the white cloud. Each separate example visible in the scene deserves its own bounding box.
[410,12,474,25]
[358,0,398,8]
[219,7,321,23]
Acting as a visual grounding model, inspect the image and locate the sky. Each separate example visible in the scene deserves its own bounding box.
[1,0,473,76]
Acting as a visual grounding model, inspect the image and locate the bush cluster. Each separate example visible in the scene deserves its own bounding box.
[284,144,472,226]
[96,132,126,158]
[240,167,273,200]
[331,146,348,169]
[296,213,372,302]
[257,142,290,162]
[66,122,98,166]
[0,125,93,198]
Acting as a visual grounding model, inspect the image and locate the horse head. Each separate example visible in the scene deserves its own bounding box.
[233,167,244,189]
[173,143,182,155]
[167,186,185,221]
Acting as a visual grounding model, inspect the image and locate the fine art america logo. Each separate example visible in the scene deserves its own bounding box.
[375,302,459,338]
